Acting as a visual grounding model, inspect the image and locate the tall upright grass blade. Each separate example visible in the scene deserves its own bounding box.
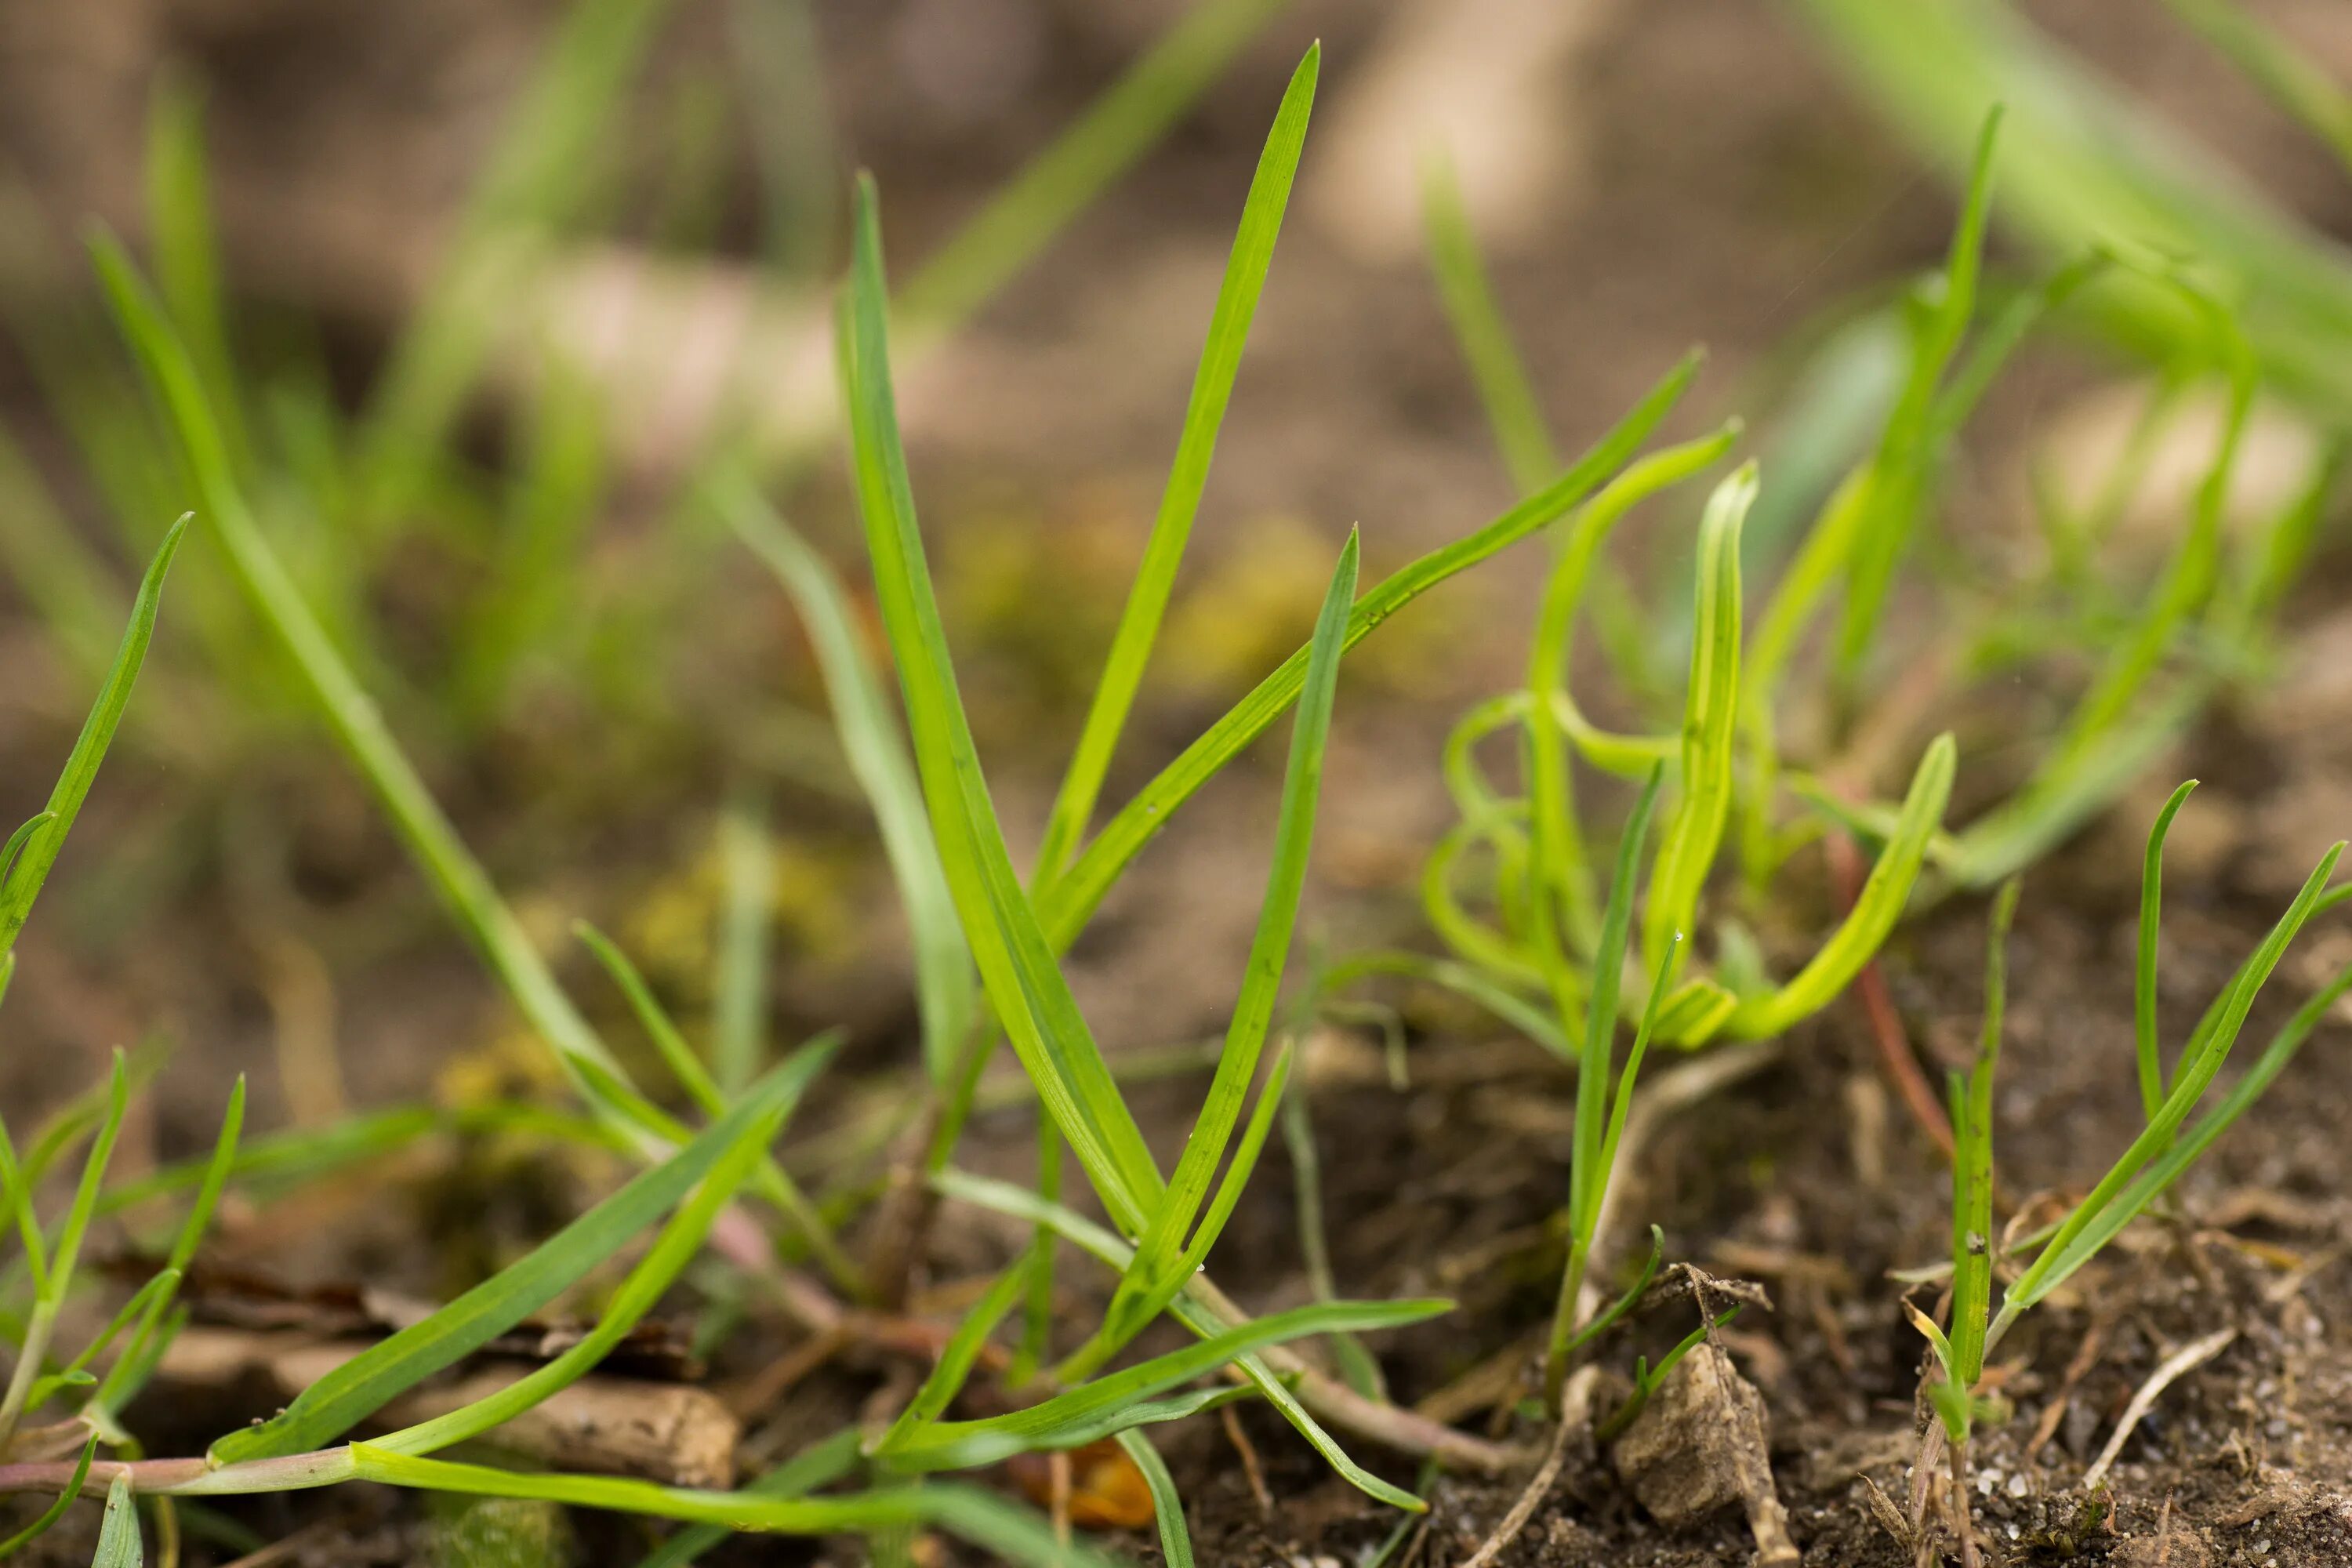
[713,786,775,1094]
[144,76,249,477]
[895,0,1298,331]
[1036,45,1319,882]
[1036,348,1708,952]
[209,1054,822,1465]
[719,480,977,1085]
[2136,780,2199,1120]
[1947,879,2019,1403]
[0,516,187,960]
[839,176,1161,1232]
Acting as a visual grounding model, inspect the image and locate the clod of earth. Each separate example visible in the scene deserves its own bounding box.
[1609,1343,1798,1566]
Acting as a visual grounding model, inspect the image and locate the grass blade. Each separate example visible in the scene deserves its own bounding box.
[0,516,187,959]
[711,786,775,1095]
[1036,44,1318,881]
[867,1261,1033,1458]
[839,175,1162,1231]
[0,1433,96,1556]
[1115,1429,1192,1568]
[209,1054,822,1465]
[1036,348,1708,952]
[718,480,977,1084]
[92,1470,142,1568]
[2136,780,2200,1120]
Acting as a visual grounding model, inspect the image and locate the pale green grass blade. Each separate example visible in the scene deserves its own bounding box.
[49,1051,131,1304]
[0,516,187,959]
[840,176,1161,1231]
[91,237,664,1131]
[209,1057,817,1465]
[1037,349,1707,951]
[30,1268,176,1407]
[1315,949,1568,1059]
[92,1470,142,1568]
[2136,780,2200,1120]
[867,1261,1032,1458]
[1949,879,2018,1390]
[1569,768,1664,1235]
[1722,733,1956,1040]
[1115,1430,1192,1568]
[0,423,127,681]
[348,1446,1116,1568]
[718,478,977,1084]
[895,0,1297,331]
[0,1103,49,1292]
[368,1047,821,1460]
[1036,45,1319,881]
[1641,465,1756,974]
[1105,533,1357,1341]
[712,786,775,1094]
[1420,154,1554,492]
[144,75,250,477]
[877,1298,1446,1473]
[574,922,724,1118]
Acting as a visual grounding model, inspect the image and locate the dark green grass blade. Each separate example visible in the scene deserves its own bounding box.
[839,176,1162,1231]
[0,515,187,958]
[209,1056,818,1465]
[1035,349,1707,953]
[1036,44,1318,881]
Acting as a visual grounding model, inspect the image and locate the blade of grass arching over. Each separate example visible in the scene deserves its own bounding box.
[1080,532,1357,1370]
[1722,732,1956,1040]
[0,515,187,960]
[894,0,1298,332]
[1036,347,1708,952]
[2136,780,2199,1120]
[209,1053,822,1465]
[1526,426,1743,956]
[1034,44,1318,883]
[2155,0,2352,176]
[839,177,1162,1232]
[345,1446,1121,1568]
[874,1298,1448,1473]
[718,477,977,1085]
[367,1051,812,1460]
[1642,465,1755,975]
[91,239,657,1132]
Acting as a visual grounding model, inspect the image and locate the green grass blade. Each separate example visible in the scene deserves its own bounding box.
[1570,768,1665,1234]
[718,479,977,1084]
[573,922,724,1118]
[632,1428,864,1568]
[1036,45,1318,881]
[89,235,672,1135]
[349,1446,1117,1568]
[1037,348,1707,950]
[209,1055,820,1465]
[895,0,1296,331]
[877,1298,1448,1473]
[1420,154,1555,493]
[840,175,1162,1231]
[0,516,187,959]
[144,74,249,478]
[369,1047,819,1460]
[1722,732,1956,1040]
[1107,533,1356,1338]
[93,1075,243,1414]
[1949,879,2019,1390]
[0,1433,96,1556]
[0,1105,49,1294]
[92,1470,143,1568]
[1116,1429,1193,1568]
[2155,0,2352,173]
[868,1261,1033,1458]
[1640,465,1755,974]
[2136,780,2200,1120]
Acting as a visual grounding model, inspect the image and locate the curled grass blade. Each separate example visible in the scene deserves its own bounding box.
[1640,465,1756,975]
[209,1054,822,1465]
[1036,44,1319,882]
[0,516,187,960]
[1036,348,1708,953]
